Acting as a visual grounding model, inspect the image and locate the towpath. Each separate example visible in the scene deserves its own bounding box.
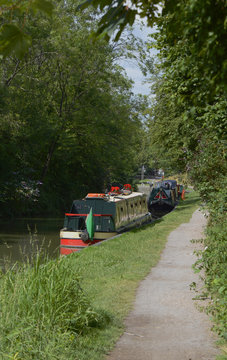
[107,209,220,360]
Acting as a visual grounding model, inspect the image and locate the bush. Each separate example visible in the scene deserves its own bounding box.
[193,177,227,339]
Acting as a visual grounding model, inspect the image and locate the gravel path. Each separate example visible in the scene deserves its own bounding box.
[107,209,220,360]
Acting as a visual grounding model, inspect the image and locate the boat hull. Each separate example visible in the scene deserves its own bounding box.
[60,231,117,254]
[60,213,152,254]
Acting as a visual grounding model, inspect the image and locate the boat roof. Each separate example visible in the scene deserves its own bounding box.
[154,179,177,189]
[69,191,146,215]
[108,191,145,202]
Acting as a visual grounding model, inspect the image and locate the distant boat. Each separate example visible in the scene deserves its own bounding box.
[60,184,152,255]
[148,180,183,213]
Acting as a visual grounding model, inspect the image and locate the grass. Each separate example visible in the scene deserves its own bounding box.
[0,191,202,359]
[216,341,227,360]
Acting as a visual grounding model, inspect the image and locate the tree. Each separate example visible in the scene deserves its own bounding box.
[2,0,226,96]
[144,3,227,337]
[0,0,54,57]
[145,0,227,175]
[77,0,227,95]
[0,0,145,216]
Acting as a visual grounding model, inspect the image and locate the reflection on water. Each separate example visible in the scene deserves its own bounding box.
[0,218,63,268]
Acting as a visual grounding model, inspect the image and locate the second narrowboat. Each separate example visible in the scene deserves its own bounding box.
[148,180,183,213]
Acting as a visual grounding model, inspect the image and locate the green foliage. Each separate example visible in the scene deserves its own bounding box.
[76,0,159,41]
[144,0,227,341]
[0,0,54,57]
[77,0,227,94]
[0,0,145,216]
[77,0,137,41]
[0,24,32,58]
[163,0,227,94]
[192,176,227,339]
[31,0,54,16]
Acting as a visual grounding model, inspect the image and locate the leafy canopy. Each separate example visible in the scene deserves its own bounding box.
[0,0,54,57]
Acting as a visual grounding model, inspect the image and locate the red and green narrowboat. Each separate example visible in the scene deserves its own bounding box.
[60,185,151,255]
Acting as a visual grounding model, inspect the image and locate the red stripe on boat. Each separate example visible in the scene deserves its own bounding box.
[61,238,89,247]
[60,247,80,255]
[60,238,102,247]
[65,213,113,217]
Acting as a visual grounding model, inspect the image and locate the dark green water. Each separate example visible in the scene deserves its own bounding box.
[0,218,63,268]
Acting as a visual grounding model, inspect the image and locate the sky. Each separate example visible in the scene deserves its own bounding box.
[121,57,151,95]
[129,23,153,95]
[118,21,158,96]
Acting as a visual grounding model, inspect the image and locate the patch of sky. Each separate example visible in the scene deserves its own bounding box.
[117,19,158,96]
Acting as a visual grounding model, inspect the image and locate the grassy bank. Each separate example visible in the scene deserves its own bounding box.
[0,191,201,359]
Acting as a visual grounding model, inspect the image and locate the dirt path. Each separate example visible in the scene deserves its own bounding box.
[107,209,220,360]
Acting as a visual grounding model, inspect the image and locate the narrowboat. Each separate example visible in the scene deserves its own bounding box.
[148,180,183,213]
[60,184,152,255]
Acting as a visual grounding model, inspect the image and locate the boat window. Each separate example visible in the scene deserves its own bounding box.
[78,217,86,230]
[116,207,120,225]
[102,216,115,231]
[67,217,79,231]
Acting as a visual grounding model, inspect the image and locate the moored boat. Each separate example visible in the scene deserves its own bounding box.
[60,185,152,255]
[148,180,183,213]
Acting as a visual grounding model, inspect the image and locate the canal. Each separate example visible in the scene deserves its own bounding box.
[0,218,63,268]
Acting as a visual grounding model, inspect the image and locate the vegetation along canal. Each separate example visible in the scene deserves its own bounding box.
[0,218,63,268]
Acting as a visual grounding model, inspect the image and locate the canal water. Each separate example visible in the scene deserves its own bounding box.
[0,218,63,268]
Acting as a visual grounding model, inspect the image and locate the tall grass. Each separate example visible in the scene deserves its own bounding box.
[0,255,105,359]
[0,191,201,359]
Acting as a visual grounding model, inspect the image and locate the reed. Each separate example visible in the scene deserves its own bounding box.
[0,252,105,359]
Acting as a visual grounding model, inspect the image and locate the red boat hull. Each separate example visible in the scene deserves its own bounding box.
[60,231,117,255]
